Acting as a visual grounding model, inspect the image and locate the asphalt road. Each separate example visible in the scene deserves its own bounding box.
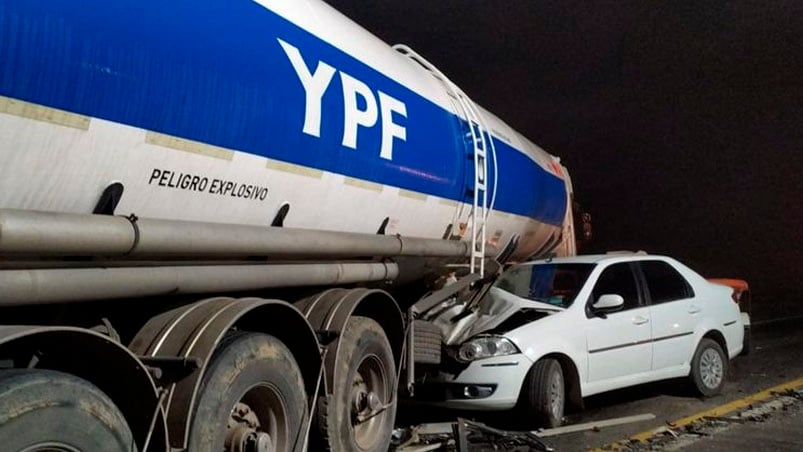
[396,319,803,451]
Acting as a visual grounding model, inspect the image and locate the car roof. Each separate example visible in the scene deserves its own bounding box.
[522,252,670,266]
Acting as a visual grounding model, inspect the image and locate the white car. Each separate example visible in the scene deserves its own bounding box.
[421,253,747,427]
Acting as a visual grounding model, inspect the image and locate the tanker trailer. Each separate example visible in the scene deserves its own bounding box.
[0,0,580,450]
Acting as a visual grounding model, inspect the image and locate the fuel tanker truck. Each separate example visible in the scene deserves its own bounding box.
[0,1,585,451]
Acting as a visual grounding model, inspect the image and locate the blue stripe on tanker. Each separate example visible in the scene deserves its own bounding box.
[0,0,567,226]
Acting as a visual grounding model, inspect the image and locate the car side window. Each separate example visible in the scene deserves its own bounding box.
[640,260,694,304]
[591,263,640,310]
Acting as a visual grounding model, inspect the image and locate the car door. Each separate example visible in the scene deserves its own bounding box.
[586,262,652,384]
[639,260,697,371]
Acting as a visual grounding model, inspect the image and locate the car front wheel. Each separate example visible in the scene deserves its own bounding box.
[690,338,727,397]
[519,358,564,428]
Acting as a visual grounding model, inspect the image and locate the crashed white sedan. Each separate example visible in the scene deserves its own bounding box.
[421,254,747,427]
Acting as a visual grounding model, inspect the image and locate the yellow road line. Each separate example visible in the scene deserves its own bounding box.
[591,376,803,451]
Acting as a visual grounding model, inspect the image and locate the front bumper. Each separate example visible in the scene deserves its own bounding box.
[415,353,533,410]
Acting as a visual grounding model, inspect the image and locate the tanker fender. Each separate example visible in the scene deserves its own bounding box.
[128,297,322,450]
[295,288,405,395]
[0,325,169,452]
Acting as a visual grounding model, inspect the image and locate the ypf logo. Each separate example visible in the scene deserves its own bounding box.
[278,39,407,160]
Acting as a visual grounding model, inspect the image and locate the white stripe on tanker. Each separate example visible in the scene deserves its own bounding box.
[0,0,572,260]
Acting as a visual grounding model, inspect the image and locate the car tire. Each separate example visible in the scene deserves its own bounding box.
[520,358,564,428]
[690,338,727,397]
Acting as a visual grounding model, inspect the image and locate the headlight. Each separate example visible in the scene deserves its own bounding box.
[457,335,520,362]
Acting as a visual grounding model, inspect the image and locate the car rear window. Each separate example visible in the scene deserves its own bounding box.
[640,260,694,304]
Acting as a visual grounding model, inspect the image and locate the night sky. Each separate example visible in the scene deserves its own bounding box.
[323,0,803,319]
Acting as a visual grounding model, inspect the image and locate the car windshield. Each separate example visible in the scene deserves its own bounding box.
[493,263,596,308]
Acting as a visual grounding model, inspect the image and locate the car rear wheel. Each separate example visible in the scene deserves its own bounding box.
[519,358,564,428]
[690,338,727,397]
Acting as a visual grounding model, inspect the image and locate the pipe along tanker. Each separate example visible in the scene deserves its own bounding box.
[0,1,586,450]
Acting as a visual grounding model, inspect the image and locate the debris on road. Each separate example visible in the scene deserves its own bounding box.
[392,413,656,451]
[537,413,656,437]
[392,418,554,451]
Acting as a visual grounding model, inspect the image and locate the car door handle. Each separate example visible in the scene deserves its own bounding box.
[688,305,701,314]
[633,316,650,325]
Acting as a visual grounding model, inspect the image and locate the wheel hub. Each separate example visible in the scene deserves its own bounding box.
[226,402,274,452]
[352,375,368,414]
[549,370,564,419]
[350,354,390,450]
[351,373,381,421]
[700,348,723,388]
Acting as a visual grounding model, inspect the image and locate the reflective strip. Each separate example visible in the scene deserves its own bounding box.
[0,95,90,130]
[266,159,324,179]
[344,177,383,192]
[146,132,234,160]
[398,189,428,201]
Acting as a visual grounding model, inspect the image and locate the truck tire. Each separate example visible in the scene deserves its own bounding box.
[188,332,308,452]
[519,358,564,428]
[690,338,727,397]
[0,369,135,451]
[318,316,396,452]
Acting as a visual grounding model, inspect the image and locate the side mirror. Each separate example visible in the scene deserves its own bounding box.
[592,294,624,314]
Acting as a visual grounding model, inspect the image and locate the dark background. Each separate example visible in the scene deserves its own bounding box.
[323,0,802,321]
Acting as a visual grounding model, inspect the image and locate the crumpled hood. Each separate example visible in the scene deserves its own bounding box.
[428,286,563,345]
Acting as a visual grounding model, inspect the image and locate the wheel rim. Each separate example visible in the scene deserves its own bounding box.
[549,367,564,419]
[226,383,289,452]
[20,444,81,452]
[700,348,724,389]
[351,354,389,450]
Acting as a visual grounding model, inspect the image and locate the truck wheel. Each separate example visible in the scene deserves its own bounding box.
[690,338,727,397]
[520,358,564,428]
[189,332,308,452]
[0,369,135,451]
[318,316,396,452]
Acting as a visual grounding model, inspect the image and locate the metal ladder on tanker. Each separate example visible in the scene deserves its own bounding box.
[393,44,493,277]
